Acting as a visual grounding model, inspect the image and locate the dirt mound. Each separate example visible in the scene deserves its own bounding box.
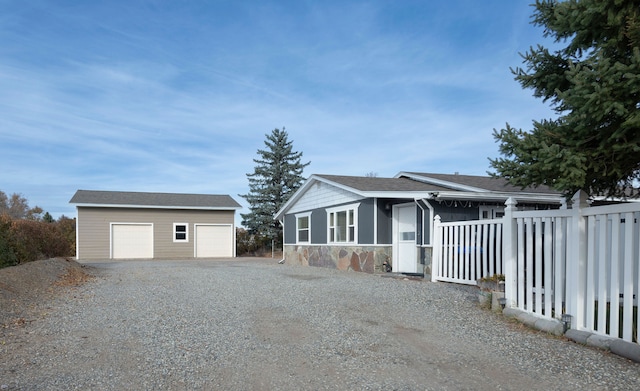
[0,258,93,328]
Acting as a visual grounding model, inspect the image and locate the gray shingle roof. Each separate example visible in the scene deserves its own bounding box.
[69,190,241,209]
[402,172,560,194]
[315,174,451,192]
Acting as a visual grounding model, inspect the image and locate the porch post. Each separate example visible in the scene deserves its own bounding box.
[566,190,589,329]
[503,197,518,308]
[431,215,441,282]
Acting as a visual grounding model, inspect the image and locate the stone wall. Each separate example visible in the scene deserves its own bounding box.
[284,245,393,274]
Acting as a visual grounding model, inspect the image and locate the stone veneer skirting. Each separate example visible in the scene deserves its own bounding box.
[284,245,393,274]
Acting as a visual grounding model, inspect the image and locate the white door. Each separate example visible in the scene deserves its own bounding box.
[111,223,153,259]
[195,225,233,258]
[394,204,417,273]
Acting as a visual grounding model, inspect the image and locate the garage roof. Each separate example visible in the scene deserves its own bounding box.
[70,190,241,210]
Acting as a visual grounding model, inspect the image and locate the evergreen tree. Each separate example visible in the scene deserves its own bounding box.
[489,0,640,198]
[240,128,310,245]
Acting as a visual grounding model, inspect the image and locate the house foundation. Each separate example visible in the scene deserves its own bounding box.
[284,245,392,274]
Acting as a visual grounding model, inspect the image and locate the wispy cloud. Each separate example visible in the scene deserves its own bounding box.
[0,0,557,217]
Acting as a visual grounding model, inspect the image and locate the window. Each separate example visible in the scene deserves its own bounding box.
[296,213,311,243]
[173,223,188,242]
[327,204,358,243]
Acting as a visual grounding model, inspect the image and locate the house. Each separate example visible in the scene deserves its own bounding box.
[69,190,241,260]
[274,172,563,277]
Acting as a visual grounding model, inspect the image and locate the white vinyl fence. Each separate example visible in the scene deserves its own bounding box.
[431,217,503,285]
[432,191,640,344]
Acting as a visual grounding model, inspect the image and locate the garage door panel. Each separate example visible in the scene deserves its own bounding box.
[195,225,232,258]
[112,224,153,259]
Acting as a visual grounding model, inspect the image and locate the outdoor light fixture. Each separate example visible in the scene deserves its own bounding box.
[561,313,573,333]
[498,297,507,309]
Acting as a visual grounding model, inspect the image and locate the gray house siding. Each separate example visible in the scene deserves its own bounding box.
[283,208,327,244]
[284,214,296,244]
[358,199,375,244]
[376,199,393,245]
[285,201,377,245]
[77,207,234,259]
[311,209,327,243]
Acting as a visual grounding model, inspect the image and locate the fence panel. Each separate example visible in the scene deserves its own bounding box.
[510,211,572,318]
[433,197,640,345]
[579,206,640,343]
[432,217,503,285]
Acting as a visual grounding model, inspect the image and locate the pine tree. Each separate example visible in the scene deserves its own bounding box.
[240,128,310,245]
[489,0,640,198]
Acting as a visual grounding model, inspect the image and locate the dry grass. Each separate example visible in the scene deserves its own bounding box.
[54,265,94,287]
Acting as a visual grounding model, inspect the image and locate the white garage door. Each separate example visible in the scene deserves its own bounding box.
[195,225,233,258]
[112,223,153,259]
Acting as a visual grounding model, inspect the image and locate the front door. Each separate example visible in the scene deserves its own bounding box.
[393,204,417,273]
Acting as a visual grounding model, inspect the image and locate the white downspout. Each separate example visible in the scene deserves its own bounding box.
[415,198,435,246]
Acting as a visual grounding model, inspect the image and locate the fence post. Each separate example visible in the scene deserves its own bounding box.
[431,215,441,282]
[566,190,589,328]
[503,197,518,308]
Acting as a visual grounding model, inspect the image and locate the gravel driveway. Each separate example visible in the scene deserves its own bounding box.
[2,258,639,390]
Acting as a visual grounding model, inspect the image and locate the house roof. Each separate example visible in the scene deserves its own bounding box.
[315,174,451,192]
[69,190,241,210]
[275,172,564,220]
[397,172,560,194]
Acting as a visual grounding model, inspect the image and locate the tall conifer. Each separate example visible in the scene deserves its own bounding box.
[490,0,640,198]
[240,128,310,244]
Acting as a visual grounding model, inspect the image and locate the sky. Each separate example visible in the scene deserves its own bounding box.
[0,0,559,219]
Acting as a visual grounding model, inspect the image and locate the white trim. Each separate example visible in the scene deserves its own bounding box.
[75,206,80,259]
[415,198,434,246]
[373,197,378,245]
[74,203,241,211]
[295,212,312,244]
[326,203,360,244]
[173,222,189,243]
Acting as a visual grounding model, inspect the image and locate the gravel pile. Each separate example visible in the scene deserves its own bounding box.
[2,258,639,390]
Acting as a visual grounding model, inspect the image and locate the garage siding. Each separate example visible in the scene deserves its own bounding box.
[76,207,235,260]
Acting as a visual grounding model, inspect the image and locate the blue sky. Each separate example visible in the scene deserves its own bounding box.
[0,0,557,219]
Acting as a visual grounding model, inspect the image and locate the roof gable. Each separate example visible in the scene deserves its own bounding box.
[69,190,241,210]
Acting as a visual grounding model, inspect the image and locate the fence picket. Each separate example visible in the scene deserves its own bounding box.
[553,217,566,318]
[534,217,543,315]
[496,223,502,275]
[623,212,635,341]
[465,225,471,280]
[543,217,553,318]
[609,214,620,339]
[586,215,596,333]
[517,218,525,310]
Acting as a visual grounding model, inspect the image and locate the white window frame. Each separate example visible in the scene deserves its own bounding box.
[326,203,359,244]
[295,212,312,244]
[173,223,189,243]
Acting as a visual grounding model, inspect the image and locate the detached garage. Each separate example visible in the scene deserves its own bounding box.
[69,190,241,260]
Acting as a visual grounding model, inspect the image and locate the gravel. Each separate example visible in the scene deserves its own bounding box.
[2,258,639,390]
